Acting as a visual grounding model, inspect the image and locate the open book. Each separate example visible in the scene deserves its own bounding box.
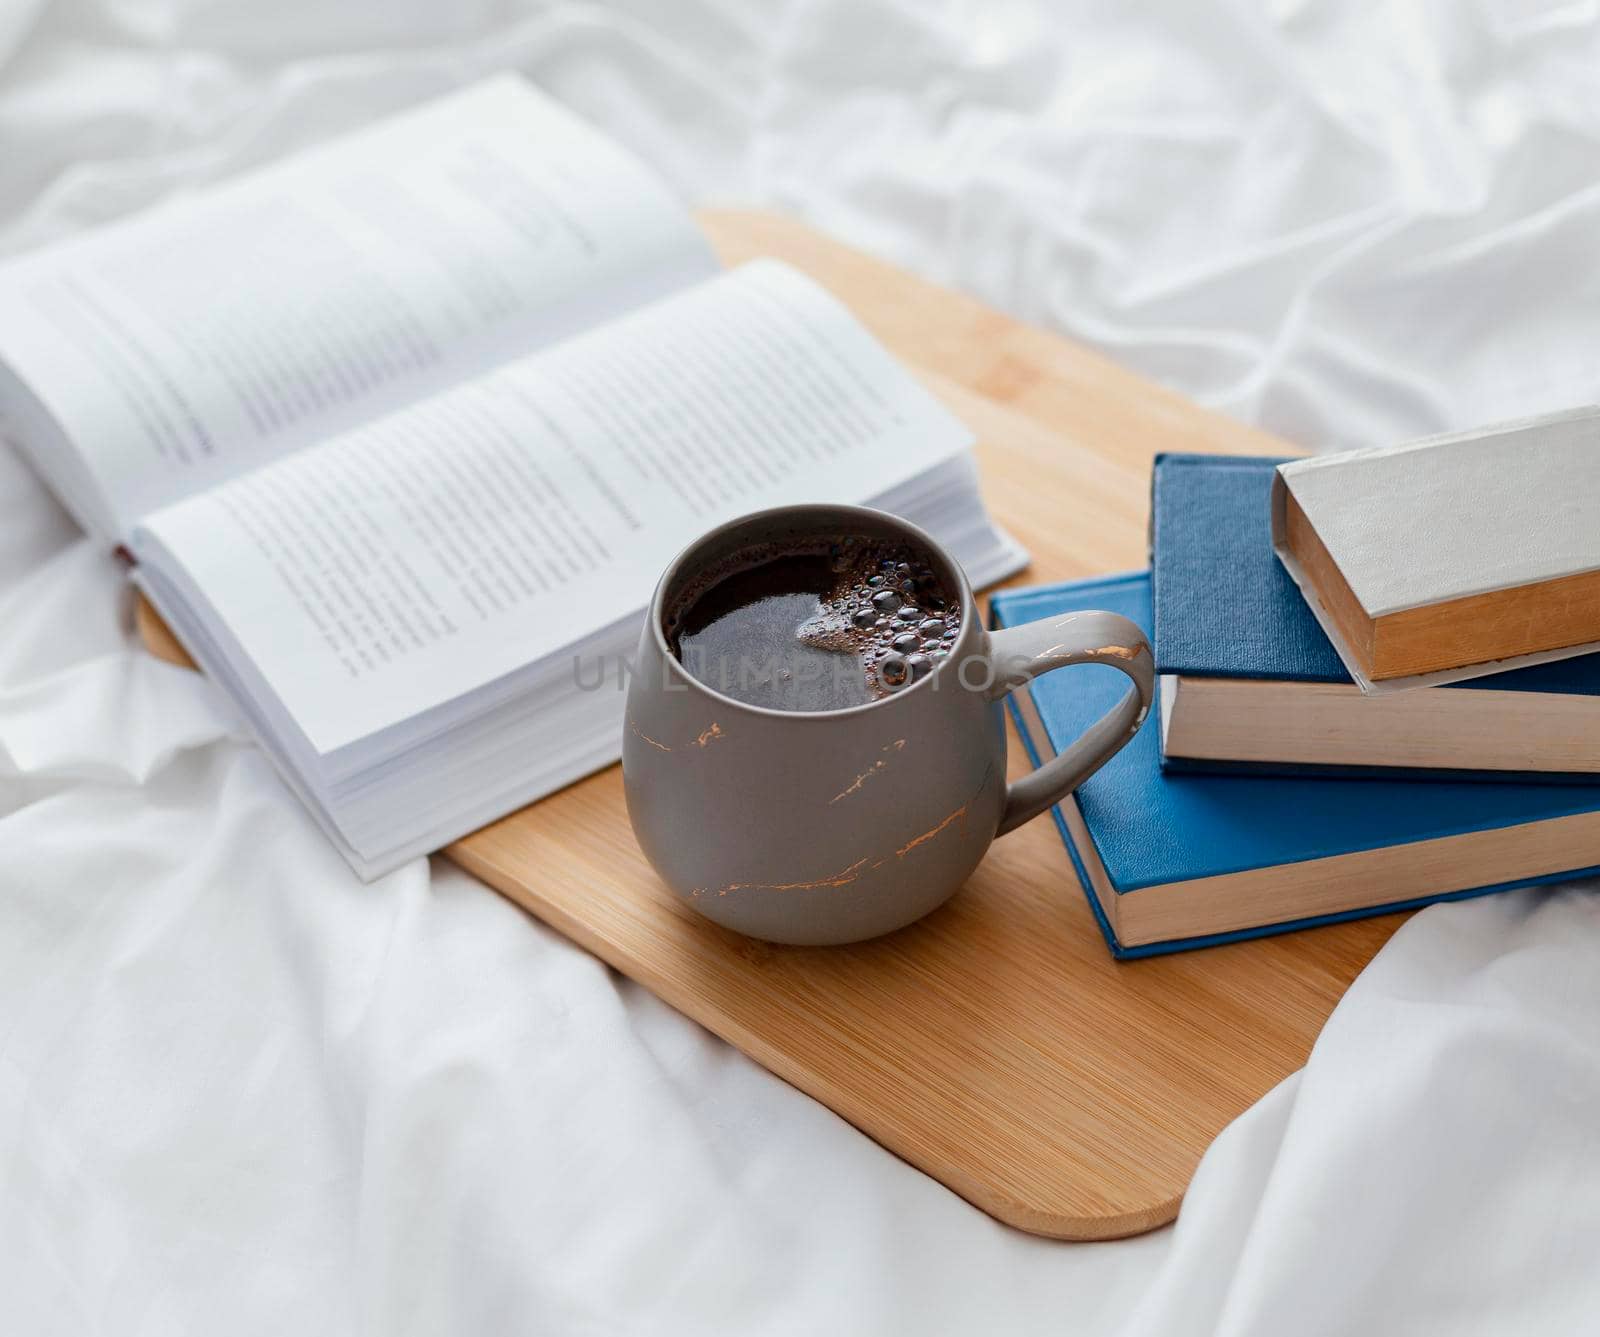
[0,76,1023,878]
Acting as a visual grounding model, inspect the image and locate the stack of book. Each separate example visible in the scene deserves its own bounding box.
[993,416,1600,958]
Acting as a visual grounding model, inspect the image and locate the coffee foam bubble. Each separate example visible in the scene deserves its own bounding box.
[684,536,963,699]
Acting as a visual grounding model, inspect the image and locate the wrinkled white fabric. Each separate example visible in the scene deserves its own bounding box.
[1,3,1597,1333]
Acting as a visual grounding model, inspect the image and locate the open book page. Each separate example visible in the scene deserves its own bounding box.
[131,260,975,756]
[0,76,714,540]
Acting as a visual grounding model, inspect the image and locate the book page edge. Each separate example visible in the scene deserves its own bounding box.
[1270,470,1600,694]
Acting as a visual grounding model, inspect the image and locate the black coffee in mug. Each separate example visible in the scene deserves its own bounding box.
[666,536,962,712]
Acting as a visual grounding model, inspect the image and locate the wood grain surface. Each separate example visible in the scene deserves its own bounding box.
[136,209,1405,1240]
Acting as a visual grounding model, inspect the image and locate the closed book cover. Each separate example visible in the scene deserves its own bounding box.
[1269,406,1600,690]
[990,571,1600,958]
[1153,453,1348,684]
[1151,453,1600,780]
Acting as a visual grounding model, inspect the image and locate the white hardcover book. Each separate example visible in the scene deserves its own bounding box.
[1270,405,1600,693]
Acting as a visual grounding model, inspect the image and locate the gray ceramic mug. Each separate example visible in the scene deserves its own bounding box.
[622,504,1154,946]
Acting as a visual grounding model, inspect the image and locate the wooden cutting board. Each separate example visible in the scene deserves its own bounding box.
[137,209,1404,1240]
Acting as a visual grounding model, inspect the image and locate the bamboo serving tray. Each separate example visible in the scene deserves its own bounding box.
[138,209,1404,1240]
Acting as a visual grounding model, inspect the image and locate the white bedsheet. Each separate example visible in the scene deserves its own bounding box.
[2,3,1598,1332]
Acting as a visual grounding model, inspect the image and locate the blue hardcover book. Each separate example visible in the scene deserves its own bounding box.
[990,571,1600,958]
[1150,453,1600,781]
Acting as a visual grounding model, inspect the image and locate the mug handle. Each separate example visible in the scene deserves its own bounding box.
[984,611,1155,836]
